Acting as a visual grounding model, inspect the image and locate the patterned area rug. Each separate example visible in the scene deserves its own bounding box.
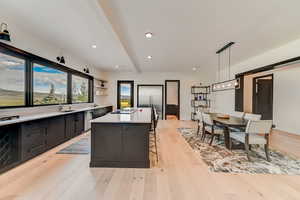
[178,127,300,175]
[57,138,90,154]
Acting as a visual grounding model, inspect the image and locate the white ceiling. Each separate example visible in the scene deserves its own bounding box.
[2,0,300,72]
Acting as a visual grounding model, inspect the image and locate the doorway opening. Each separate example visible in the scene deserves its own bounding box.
[252,74,273,120]
[165,80,180,120]
[117,80,134,109]
[243,73,273,120]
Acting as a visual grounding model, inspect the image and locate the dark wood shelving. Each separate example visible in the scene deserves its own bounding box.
[191,85,211,121]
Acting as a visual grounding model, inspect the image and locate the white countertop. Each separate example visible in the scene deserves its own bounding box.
[0,105,112,127]
[91,108,152,124]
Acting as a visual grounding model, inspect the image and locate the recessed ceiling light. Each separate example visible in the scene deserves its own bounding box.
[145,32,153,39]
[192,67,197,71]
[147,55,152,59]
[92,45,97,49]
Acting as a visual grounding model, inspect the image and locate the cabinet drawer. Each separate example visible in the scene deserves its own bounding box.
[22,141,47,161]
[21,122,47,146]
[21,121,47,161]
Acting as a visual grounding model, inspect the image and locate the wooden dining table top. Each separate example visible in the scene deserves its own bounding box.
[208,113,248,127]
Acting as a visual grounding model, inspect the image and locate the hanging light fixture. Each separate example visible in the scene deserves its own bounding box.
[0,23,11,42]
[212,42,240,92]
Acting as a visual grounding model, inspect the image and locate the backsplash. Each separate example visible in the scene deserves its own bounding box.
[0,103,96,117]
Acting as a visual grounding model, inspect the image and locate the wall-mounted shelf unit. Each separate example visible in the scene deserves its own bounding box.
[94,79,108,96]
[191,86,210,121]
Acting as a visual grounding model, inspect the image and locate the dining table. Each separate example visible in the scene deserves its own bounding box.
[208,113,248,149]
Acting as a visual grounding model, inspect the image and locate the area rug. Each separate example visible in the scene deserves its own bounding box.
[178,127,300,175]
[57,138,90,154]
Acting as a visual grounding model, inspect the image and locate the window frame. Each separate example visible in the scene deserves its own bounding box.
[71,74,91,104]
[32,61,69,106]
[117,80,134,109]
[0,47,28,108]
[0,42,94,109]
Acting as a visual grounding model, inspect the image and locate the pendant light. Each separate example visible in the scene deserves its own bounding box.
[212,42,239,92]
[0,23,11,42]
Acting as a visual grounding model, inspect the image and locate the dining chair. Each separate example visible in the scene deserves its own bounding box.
[233,112,245,118]
[244,113,262,121]
[229,112,245,132]
[202,113,224,145]
[151,106,159,162]
[229,120,273,161]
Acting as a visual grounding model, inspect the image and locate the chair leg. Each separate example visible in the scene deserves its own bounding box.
[202,133,206,142]
[229,138,232,150]
[196,124,200,136]
[265,144,271,162]
[244,141,251,161]
[154,130,159,163]
[201,126,205,140]
[209,134,215,146]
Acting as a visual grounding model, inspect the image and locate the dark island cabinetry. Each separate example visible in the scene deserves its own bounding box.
[90,108,152,168]
[90,123,151,168]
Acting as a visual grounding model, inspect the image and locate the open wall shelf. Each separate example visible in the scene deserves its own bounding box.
[191,86,211,121]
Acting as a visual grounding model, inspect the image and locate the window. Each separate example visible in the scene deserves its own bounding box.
[33,63,67,105]
[117,80,134,109]
[0,42,93,108]
[0,52,25,107]
[72,75,89,103]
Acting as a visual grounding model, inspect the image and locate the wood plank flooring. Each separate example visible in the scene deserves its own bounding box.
[0,120,300,200]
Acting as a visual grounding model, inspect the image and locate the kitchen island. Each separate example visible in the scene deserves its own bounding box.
[90,108,152,168]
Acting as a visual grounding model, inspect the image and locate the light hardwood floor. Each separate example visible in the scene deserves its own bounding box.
[0,120,300,200]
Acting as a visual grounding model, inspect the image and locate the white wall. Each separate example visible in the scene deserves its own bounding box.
[104,71,213,120]
[213,38,300,135]
[0,14,107,115]
[166,82,179,105]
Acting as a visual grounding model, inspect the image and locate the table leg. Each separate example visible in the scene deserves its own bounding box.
[224,126,245,150]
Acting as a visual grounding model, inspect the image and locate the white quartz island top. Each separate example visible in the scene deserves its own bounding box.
[0,105,112,127]
[91,108,152,124]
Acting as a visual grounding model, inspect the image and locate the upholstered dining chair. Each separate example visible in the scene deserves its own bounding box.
[231,113,262,132]
[233,111,245,118]
[229,120,273,161]
[244,113,262,121]
[201,113,224,145]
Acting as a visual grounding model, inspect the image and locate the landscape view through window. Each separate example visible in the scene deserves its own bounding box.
[33,63,68,105]
[72,75,89,103]
[0,52,25,107]
[120,83,132,108]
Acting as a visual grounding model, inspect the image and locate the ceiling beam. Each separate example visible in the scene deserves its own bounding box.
[96,0,141,72]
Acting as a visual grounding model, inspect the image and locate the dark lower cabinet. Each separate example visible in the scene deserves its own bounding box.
[122,125,149,162]
[47,116,66,149]
[65,114,76,139]
[0,125,20,174]
[90,123,151,168]
[74,112,84,136]
[91,124,123,162]
[21,120,47,161]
